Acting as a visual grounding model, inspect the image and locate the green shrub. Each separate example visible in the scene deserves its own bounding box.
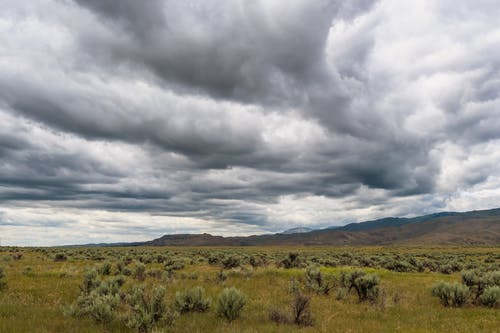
[249,255,265,268]
[0,267,7,291]
[340,269,366,292]
[282,253,301,269]
[134,262,146,281]
[216,287,247,321]
[216,270,227,283]
[431,282,469,307]
[54,253,68,262]
[340,270,380,302]
[124,285,175,333]
[305,265,333,295]
[80,269,100,295]
[115,260,125,274]
[354,274,380,302]
[221,256,241,269]
[98,261,112,276]
[479,286,500,307]
[384,260,414,272]
[68,279,120,325]
[174,287,211,313]
[462,270,500,303]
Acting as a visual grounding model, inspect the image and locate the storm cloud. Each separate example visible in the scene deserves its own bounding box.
[1,0,500,245]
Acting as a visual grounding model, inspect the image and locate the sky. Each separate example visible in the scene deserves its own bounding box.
[1,0,500,246]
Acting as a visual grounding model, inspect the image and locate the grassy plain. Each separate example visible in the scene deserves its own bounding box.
[0,246,498,333]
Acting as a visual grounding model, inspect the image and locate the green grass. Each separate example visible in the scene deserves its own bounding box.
[0,246,498,333]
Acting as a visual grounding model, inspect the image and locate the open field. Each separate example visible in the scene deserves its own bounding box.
[0,246,498,333]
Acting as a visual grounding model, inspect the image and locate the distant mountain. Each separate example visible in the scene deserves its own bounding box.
[336,211,460,232]
[280,227,314,234]
[142,208,500,247]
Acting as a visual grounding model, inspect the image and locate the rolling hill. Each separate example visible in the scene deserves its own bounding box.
[143,208,500,246]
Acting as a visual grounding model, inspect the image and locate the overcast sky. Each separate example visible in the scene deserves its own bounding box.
[1,0,500,246]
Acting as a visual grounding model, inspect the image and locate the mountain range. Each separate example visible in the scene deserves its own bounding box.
[139,208,500,247]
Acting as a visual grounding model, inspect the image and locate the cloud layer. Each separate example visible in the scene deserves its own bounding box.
[1,0,500,245]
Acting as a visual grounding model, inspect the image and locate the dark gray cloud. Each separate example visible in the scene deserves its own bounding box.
[1,0,500,245]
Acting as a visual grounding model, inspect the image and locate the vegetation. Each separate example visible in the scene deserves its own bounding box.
[479,286,500,307]
[0,246,498,332]
[174,286,210,313]
[305,265,333,295]
[124,285,175,333]
[269,290,314,327]
[215,287,247,321]
[0,266,7,291]
[430,269,500,307]
[340,269,380,302]
[431,282,469,307]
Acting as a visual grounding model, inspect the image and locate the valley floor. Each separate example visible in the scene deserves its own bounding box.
[0,246,498,333]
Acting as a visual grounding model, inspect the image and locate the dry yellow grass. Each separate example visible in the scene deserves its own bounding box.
[0,246,498,333]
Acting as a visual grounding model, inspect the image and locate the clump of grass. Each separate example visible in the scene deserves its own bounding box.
[22,266,35,277]
[174,286,211,313]
[336,288,347,300]
[289,278,300,295]
[216,287,247,321]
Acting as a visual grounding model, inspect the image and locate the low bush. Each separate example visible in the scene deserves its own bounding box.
[355,274,380,302]
[269,292,314,327]
[54,253,68,262]
[479,286,500,307]
[134,262,146,281]
[431,282,469,307]
[174,286,211,313]
[124,285,175,333]
[221,256,241,269]
[291,292,314,326]
[282,252,301,269]
[0,267,7,290]
[305,265,333,295]
[340,270,380,302]
[216,287,247,321]
[98,261,112,276]
[216,270,227,283]
[67,278,120,325]
[462,270,500,303]
[80,269,100,295]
